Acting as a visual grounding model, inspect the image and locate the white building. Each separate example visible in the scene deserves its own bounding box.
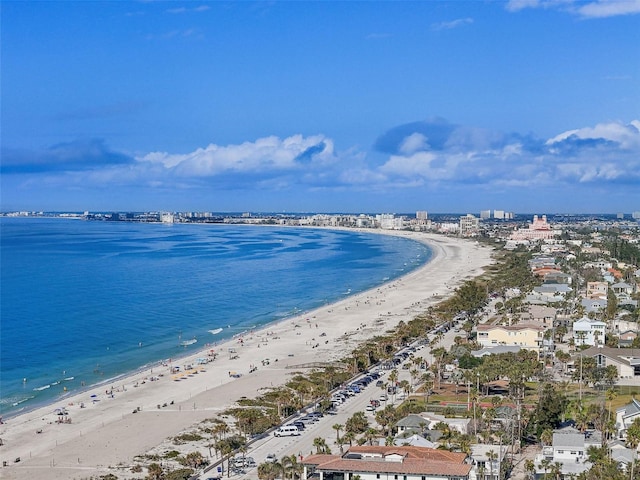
[459,214,479,236]
[534,428,593,478]
[616,398,640,441]
[572,317,606,346]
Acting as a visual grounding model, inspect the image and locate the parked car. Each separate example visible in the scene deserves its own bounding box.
[266,454,277,463]
[274,425,300,437]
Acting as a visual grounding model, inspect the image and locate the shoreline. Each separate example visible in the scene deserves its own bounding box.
[0,224,429,421]
[0,230,494,480]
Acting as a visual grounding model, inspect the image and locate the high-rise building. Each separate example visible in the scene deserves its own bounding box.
[617,213,624,219]
[459,214,479,236]
[632,211,640,220]
[416,211,428,221]
[480,210,491,220]
[493,210,505,220]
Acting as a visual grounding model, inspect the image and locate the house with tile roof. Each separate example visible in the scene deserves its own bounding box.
[301,445,472,480]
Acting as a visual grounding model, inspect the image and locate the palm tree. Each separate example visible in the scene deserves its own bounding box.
[524,459,536,480]
[146,463,164,480]
[364,427,378,446]
[313,437,331,454]
[281,454,302,480]
[185,451,207,469]
[540,428,553,447]
[342,430,356,447]
[258,461,281,480]
[421,372,434,405]
[540,458,551,480]
[333,423,344,453]
[605,388,617,424]
[487,449,497,480]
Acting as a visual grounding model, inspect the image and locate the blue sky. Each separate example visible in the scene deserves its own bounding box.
[2,0,639,214]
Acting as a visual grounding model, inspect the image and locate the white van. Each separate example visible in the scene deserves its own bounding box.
[274,425,300,437]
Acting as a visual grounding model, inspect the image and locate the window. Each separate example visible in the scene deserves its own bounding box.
[557,450,564,454]
[571,451,577,455]
[377,476,380,479]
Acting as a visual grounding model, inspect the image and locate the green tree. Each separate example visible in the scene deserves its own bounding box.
[528,383,567,440]
[333,423,344,453]
[146,463,164,480]
[626,417,640,449]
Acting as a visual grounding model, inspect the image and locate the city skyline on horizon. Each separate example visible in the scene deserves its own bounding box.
[1,1,639,213]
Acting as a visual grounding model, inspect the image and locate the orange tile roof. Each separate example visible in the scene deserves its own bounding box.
[308,457,472,476]
[347,445,467,463]
[302,446,471,477]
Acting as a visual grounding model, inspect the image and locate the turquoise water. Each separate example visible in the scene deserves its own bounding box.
[0,218,431,417]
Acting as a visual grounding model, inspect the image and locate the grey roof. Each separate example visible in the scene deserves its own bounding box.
[618,398,640,417]
[611,448,637,464]
[396,414,429,428]
[553,432,585,449]
[471,345,522,357]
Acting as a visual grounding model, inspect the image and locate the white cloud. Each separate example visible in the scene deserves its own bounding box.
[137,134,334,177]
[505,0,640,17]
[371,119,640,188]
[431,17,474,30]
[577,0,640,18]
[546,119,640,149]
[399,133,429,154]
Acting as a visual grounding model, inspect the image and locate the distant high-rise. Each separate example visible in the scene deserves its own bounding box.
[480,210,491,220]
[617,213,624,219]
[633,211,640,220]
[493,210,505,220]
[459,214,479,236]
[416,211,428,221]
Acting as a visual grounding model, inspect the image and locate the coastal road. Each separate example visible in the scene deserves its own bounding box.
[197,323,463,479]
[197,369,395,479]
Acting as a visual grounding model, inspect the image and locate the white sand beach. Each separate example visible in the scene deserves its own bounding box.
[0,231,493,479]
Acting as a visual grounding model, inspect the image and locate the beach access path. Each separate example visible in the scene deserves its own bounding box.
[0,231,494,480]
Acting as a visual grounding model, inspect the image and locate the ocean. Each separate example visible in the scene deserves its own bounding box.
[0,218,431,417]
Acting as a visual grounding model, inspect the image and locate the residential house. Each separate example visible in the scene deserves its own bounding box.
[524,305,557,327]
[612,282,635,296]
[532,284,572,298]
[543,271,572,284]
[572,317,606,346]
[526,292,565,305]
[586,282,608,300]
[609,439,638,472]
[391,433,437,449]
[477,323,545,356]
[616,398,640,441]
[580,298,607,315]
[471,346,522,358]
[578,346,640,380]
[619,330,638,348]
[395,414,432,436]
[534,427,595,479]
[468,444,507,480]
[301,446,472,480]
